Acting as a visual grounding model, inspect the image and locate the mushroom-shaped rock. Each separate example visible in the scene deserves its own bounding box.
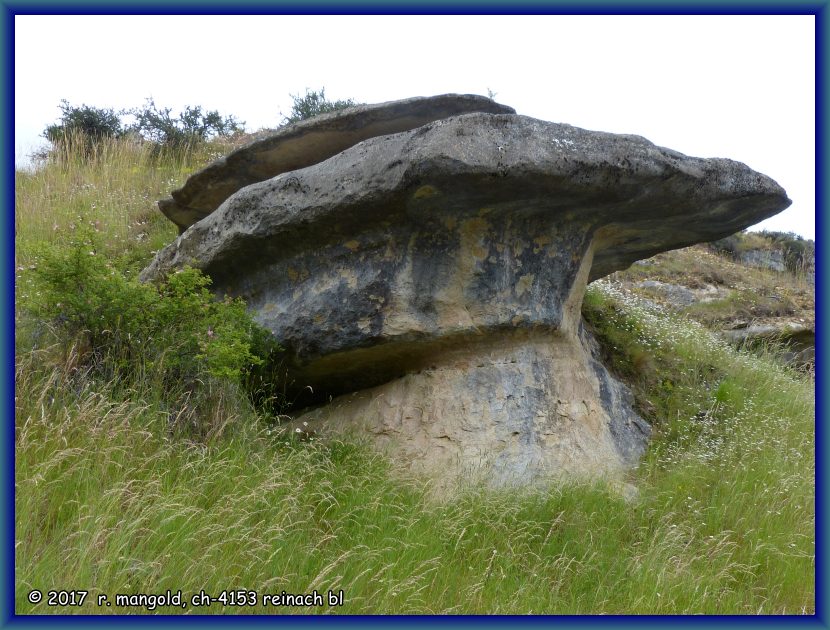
[159,94,516,232]
[142,105,790,487]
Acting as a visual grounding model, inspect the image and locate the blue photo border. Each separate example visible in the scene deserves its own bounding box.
[2,2,825,627]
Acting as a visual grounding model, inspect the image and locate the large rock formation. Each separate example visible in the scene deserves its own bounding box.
[159,94,515,233]
[142,94,791,486]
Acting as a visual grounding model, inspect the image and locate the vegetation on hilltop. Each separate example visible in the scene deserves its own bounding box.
[42,99,243,159]
[39,88,360,163]
[280,88,360,125]
[14,128,814,614]
[709,229,815,277]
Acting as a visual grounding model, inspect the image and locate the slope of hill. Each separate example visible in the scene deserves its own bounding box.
[13,138,814,615]
[603,240,815,372]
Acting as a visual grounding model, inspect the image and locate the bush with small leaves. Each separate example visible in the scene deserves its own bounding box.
[21,229,275,397]
[129,98,244,152]
[281,88,359,125]
[42,100,125,157]
[42,98,245,159]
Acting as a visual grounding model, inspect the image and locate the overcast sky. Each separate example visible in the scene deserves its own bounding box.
[15,14,815,239]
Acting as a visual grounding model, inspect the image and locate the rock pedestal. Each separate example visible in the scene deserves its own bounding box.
[298,327,652,487]
[142,94,791,485]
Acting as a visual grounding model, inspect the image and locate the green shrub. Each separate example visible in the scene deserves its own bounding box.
[129,98,244,152]
[21,229,273,392]
[42,98,244,160]
[42,100,125,157]
[281,87,359,125]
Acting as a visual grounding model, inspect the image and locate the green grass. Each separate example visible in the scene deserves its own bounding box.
[14,138,814,614]
[15,134,232,271]
[681,289,796,324]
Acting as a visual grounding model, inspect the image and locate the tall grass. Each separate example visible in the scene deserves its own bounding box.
[15,133,231,269]
[14,138,814,614]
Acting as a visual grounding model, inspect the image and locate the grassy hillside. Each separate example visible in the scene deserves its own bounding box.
[607,243,814,333]
[14,139,815,614]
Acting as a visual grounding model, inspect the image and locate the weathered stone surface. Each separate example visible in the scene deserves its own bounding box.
[740,248,786,272]
[632,280,728,309]
[720,322,815,370]
[159,94,516,232]
[293,326,651,488]
[634,280,696,307]
[142,105,791,484]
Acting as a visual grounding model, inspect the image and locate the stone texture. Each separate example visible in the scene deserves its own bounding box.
[740,249,786,272]
[293,326,651,488]
[159,94,515,232]
[720,322,815,370]
[634,281,696,307]
[142,104,791,485]
[633,280,729,309]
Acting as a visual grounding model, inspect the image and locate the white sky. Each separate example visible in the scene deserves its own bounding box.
[15,14,815,239]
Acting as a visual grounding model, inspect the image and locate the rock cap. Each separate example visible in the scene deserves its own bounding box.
[159,94,516,232]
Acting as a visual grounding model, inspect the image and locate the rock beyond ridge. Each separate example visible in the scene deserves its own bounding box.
[142,95,791,487]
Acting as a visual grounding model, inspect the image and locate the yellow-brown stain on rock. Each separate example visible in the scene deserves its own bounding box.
[460,217,491,261]
[344,240,360,251]
[533,234,553,254]
[413,185,439,200]
[426,218,493,331]
[560,238,595,335]
[382,233,430,337]
[512,241,527,258]
[443,216,457,231]
[288,267,310,283]
[515,273,535,297]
